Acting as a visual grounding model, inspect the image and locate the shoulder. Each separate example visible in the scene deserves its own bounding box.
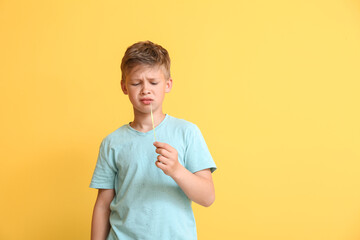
[167,114,196,127]
[99,124,129,146]
[166,115,202,135]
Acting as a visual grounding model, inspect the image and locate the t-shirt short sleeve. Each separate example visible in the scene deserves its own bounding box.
[89,137,117,189]
[184,124,217,174]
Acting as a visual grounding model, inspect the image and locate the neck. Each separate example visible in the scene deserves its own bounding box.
[130,107,166,132]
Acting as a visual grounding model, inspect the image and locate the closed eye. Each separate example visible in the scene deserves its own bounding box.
[151,82,159,85]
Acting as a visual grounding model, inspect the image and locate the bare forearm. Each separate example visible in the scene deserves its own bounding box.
[91,205,111,240]
[171,165,215,207]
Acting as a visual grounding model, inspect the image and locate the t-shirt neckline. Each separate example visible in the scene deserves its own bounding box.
[126,114,169,135]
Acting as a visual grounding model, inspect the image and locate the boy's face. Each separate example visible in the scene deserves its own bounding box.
[121,64,172,115]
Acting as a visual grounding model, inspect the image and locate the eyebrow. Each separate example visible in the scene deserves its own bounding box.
[129,78,159,82]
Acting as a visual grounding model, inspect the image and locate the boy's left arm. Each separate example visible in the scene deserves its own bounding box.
[153,142,215,207]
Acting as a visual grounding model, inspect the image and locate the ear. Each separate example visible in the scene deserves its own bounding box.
[121,80,128,95]
[165,78,173,93]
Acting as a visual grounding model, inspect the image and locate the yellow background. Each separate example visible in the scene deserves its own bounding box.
[1,0,359,239]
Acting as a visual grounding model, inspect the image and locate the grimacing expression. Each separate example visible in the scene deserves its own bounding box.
[121,65,172,114]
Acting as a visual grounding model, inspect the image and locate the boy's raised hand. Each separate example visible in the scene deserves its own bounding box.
[153,142,215,207]
[153,141,182,177]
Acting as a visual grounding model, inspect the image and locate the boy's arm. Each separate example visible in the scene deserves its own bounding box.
[153,142,215,207]
[91,189,115,240]
[174,167,215,207]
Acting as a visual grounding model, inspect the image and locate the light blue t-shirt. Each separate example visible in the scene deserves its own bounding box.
[89,114,217,240]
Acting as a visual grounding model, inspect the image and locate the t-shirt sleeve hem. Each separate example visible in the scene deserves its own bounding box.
[190,165,217,174]
[89,183,114,189]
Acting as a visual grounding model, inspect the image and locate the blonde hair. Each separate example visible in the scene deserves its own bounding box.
[120,40,171,82]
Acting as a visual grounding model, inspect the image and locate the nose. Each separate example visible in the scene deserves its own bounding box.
[141,82,151,95]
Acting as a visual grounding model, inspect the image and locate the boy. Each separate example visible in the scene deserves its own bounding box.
[90,40,217,240]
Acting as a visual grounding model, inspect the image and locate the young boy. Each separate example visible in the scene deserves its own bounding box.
[90,40,217,240]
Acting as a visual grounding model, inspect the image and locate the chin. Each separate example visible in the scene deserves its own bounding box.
[133,107,151,115]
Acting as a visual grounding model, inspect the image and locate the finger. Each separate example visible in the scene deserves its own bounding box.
[157,155,169,164]
[155,148,172,158]
[155,159,167,170]
[153,142,174,153]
